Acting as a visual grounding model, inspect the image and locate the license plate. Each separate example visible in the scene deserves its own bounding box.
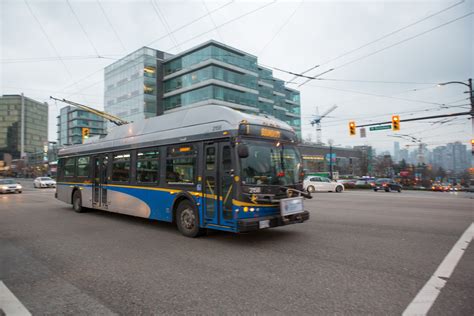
[280,197,304,216]
[259,220,270,229]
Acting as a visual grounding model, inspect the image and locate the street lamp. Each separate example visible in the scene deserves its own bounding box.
[327,139,340,180]
[438,78,473,116]
[438,78,474,167]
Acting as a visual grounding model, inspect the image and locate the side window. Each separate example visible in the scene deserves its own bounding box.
[137,149,159,183]
[314,177,321,182]
[206,147,216,171]
[112,152,130,182]
[166,144,196,184]
[77,156,90,177]
[222,146,232,171]
[64,157,76,177]
[310,177,317,182]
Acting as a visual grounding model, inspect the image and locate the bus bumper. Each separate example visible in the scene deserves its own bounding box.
[237,211,310,232]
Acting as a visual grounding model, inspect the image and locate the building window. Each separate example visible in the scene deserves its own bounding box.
[166,145,196,184]
[137,149,159,183]
[112,152,130,182]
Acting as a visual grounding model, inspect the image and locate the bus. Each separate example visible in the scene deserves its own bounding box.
[56,105,310,237]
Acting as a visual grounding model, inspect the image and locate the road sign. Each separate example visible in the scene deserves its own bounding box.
[369,125,392,131]
[360,127,366,138]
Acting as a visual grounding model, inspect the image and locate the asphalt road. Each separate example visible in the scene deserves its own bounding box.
[1,180,473,315]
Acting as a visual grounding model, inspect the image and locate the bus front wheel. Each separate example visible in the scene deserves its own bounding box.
[176,200,204,238]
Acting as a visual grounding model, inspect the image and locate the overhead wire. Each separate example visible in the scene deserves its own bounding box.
[202,0,224,42]
[145,1,234,47]
[258,0,304,55]
[23,0,73,79]
[298,11,474,87]
[293,0,465,85]
[150,0,182,52]
[164,1,277,52]
[96,0,127,52]
[66,0,101,57]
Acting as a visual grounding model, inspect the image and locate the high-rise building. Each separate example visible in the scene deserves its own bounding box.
[0,94,48,159]
[57,106,107,146]
[432,142,469,175]
[393,141,400,162]
[104,40,301,137]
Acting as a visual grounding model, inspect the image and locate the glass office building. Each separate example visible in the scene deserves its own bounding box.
[57,106,107,146]
[104,40,301,137]
[0,94,48,159]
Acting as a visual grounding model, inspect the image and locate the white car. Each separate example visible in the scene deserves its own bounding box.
[34,177,56,188]
[0,179,22,194]
[304,176,344,193]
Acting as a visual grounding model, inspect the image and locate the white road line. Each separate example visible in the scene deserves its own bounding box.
[402,222,474,316]
[0,281,31,316]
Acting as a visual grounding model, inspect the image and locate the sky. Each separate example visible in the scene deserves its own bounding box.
[1,0,473,154]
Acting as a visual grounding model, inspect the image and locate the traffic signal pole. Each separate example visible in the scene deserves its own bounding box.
[355,111,471,128]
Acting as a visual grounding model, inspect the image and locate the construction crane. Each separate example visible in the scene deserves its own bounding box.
[310,105,337,145]
[50,96,129,126]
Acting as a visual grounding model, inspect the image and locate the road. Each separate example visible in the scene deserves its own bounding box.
[1,180,473,315]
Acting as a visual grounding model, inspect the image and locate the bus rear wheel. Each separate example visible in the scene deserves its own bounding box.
[72,190,85,213]
[176,200,204,238]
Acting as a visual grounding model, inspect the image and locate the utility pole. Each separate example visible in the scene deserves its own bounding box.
[20,92,25,159]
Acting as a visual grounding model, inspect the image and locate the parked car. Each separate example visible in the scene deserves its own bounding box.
[304,176,344,193]
[355,178,375,187]
[34,177,56,188]
[373,178,402,192]
[431,183,451,192]
[337,179,357,189]
[0,178,22,194]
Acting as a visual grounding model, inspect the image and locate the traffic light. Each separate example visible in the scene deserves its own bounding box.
[392,115,400,131]
[82,127,90,139]
[349,121,356,136]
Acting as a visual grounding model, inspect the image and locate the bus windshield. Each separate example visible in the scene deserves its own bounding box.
[240,140,302,186]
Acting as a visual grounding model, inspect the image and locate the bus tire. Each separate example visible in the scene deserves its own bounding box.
[72,190,85,213]
[176,200,204,238]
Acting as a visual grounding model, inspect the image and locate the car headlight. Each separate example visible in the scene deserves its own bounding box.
[1,186,8,190]
[17,185,22,189]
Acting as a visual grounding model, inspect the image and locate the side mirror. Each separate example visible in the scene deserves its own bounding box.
[237,144,249,158]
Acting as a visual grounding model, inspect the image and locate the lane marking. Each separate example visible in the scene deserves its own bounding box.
[402,222,474,316]
[0,281,31,316]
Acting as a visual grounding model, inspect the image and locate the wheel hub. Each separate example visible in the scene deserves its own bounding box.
[181,208,195,230]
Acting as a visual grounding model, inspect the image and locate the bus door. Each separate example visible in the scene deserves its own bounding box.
[202,142,234,227]
[92,154,108,208]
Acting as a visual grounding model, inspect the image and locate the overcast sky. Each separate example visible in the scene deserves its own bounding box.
[1,0,473,153]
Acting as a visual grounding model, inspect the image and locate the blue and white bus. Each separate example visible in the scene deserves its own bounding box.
[56,105,310,237]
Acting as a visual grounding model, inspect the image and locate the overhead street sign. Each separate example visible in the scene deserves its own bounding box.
[369,125,392,131]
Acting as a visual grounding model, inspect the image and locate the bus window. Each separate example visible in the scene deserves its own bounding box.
[112,153,130,182]
[222,145,233,220]
[64,158,76,177]
[77,156,90,177]
[166,145,196,184]
[137,149,159,183]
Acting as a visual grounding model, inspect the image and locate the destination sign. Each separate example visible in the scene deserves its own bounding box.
[260,128,281,138]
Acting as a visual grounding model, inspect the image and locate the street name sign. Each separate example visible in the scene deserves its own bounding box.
[369,125,392,131]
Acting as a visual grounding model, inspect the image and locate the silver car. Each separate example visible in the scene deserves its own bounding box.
[34,177,56,188]
[0,179,22,194]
